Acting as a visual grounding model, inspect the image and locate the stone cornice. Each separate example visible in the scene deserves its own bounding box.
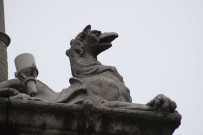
[0,32,10,46]
[0,98,181,135]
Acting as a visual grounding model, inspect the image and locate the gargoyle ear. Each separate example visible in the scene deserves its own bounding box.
[83,25,91,33]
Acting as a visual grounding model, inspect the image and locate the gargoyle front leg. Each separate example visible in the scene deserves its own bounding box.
[82,98,94,115]
[96,96,176,113]
[100,100,154,111]
[147,94,177,112]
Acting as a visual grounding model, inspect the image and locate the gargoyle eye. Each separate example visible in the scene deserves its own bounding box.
[91,30,101,37]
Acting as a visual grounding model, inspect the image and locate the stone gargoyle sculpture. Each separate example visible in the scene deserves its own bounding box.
[0,25,177,113]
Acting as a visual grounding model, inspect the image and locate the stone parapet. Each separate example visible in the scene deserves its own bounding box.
[0,98,181,135]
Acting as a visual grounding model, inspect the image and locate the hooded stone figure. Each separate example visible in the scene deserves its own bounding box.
[0,25,177,112]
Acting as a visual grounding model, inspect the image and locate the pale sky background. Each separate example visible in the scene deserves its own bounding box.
[3,0,203,134]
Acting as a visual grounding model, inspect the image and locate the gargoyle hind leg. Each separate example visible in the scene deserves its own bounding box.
[0,79,55,102]
[0,79,23,98]
[0,88,19,98]
[0,79,39,101]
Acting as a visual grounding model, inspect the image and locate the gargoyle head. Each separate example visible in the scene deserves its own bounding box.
[66,25,118,59]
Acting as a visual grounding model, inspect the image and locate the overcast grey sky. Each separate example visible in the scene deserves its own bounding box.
[4,0,203,134]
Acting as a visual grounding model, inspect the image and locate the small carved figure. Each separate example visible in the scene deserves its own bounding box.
[0,25,177,112]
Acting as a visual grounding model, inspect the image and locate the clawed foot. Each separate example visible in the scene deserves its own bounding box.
[147,94,177,112]
[83,98,94,115]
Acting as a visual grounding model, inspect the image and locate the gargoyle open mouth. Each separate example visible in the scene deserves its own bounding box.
[93,32,118,56]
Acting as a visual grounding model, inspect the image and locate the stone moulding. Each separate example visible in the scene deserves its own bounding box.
[0,98,181,135]
[0,32,10,46]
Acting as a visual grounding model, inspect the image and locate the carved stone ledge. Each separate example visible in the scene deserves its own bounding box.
[0,32,10,46]
[0,98,181,135]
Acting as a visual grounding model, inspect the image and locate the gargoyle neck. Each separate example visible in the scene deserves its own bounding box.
[68,49,101,78]
[83,52,98,60]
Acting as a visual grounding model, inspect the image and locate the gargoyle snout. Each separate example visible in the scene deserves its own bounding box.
[92,32,118,56]
[99,32,118,43]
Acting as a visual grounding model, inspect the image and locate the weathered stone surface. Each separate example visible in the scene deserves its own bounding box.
[0,0,10,83]
[0,25,178,113]
[0,98,181,135]
[0,25,181,134]
[0,32,10,83]
[0,40,8,82]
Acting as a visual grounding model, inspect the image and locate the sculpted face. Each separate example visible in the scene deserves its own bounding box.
[68,25,118,57]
